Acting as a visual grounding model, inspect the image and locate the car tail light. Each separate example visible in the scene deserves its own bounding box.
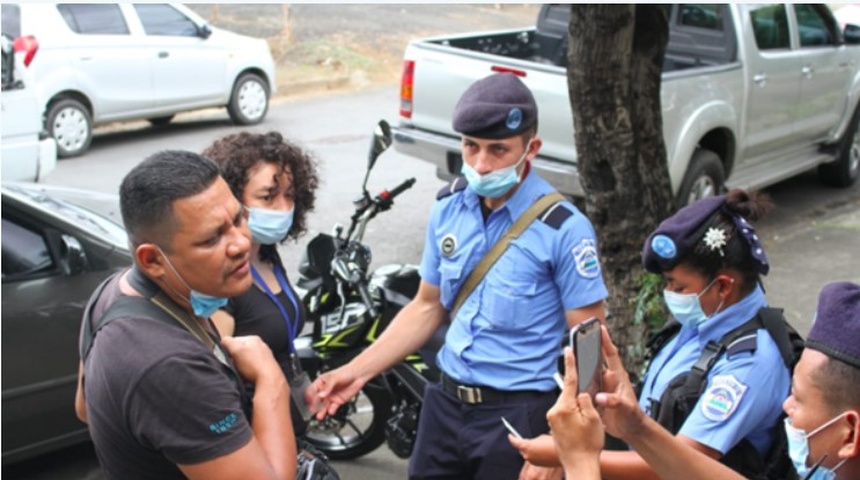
[400,60,415,119]
[13,35,38,67]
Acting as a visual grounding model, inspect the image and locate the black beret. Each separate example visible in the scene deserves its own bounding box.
[452,73,537,139]
[642,195,769,275]
[806,282,860,369]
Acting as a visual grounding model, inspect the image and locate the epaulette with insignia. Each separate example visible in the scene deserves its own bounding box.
[539,200,574,229]
[436,176,468,200]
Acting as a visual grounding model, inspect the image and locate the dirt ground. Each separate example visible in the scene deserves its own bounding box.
[186,4,540,98]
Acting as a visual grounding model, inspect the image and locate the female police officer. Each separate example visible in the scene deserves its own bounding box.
[511,189,791,479]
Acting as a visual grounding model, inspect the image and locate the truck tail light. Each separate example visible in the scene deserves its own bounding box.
[13,35,38,67]
[400,60,415,119]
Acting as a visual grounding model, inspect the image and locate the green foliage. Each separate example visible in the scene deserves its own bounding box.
[628,271,668,381]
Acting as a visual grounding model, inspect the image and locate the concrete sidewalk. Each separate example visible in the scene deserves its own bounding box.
[762,201,860,335]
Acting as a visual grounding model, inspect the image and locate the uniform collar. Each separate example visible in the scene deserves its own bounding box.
[693,284,767,343]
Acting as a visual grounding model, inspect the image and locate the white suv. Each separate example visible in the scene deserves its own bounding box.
[4,3,277,157]
[1,34,57,181]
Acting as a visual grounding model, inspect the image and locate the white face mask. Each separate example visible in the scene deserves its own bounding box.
[662,277,721,328]
[784,414,849,480]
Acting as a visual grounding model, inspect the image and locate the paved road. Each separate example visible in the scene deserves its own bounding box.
[5,85,860,479]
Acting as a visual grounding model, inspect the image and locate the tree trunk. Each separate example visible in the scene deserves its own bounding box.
[567,5,674,376]
[281,4,293,43]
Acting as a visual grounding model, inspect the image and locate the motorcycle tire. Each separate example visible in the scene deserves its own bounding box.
[303,378,394,460]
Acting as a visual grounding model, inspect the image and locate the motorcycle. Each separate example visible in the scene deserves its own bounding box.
[295,119,440,460]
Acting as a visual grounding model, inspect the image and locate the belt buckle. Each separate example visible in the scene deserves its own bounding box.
[457,385,482,404]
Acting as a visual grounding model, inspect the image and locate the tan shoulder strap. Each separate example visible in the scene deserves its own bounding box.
[449,191,565,320]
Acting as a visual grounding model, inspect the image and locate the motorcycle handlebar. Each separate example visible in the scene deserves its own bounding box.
[375,177,416,207]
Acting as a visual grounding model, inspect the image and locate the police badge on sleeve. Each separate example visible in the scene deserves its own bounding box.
[572,238,601,278]
[701,374,748,422]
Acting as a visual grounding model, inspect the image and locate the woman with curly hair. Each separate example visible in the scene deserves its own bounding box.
[203,131,320,436]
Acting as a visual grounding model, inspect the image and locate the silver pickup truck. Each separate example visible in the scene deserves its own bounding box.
[393,4,860,204]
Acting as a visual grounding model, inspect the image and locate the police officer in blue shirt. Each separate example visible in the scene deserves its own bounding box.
[309,72,608,480]
[605,189,792,478]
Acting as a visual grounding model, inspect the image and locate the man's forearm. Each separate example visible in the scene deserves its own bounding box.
[621,418,742,480]
[251,373,296,479]
[349,294,446,381]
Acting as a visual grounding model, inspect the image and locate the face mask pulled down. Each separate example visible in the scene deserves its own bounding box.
[158,247,228,318]
[461,141,531,198]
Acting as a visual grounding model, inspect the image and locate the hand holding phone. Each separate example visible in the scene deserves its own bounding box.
[501,416,522,439]
[568,317,602,398]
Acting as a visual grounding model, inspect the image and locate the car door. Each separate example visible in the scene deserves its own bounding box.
[739,3,804,162]
[0,196,123,462]
[53,3,155,120]
[791,4,854,143]
[133,3,227,110]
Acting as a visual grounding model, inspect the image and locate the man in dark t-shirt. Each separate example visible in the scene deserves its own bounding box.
[75,151,296,480]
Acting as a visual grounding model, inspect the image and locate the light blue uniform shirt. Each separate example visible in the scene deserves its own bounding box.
[638,285,791,455]
[419,170,608,391]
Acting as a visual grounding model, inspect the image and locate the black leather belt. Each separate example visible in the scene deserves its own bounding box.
[440,373,546,405]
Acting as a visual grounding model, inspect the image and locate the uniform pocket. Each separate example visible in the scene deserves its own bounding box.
[439,262,465,308]
[483,276,538,331]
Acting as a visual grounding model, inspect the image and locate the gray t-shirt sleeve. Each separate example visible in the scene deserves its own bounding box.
[127,353,254,465]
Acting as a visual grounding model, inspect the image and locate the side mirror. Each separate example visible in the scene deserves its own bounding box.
[198,24,213,40]
[59,234,87,276]
[367,119,393,171]
[845,24,860,45]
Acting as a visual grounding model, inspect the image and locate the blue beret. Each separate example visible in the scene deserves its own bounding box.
[642,195,769,275]
[806,282,860,369]
[452,73,537,139]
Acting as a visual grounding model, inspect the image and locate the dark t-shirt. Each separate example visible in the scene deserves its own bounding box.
[224,261,308,434]
[83,274,252,480]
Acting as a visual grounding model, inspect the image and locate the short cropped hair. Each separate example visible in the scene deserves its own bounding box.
[813,356,860,415]
[120,150,220,251]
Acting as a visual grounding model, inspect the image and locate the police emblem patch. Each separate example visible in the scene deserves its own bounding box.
[440,234,457,257]
[506,108,523,130]
[701,374,748,422]
[572,238,601,278]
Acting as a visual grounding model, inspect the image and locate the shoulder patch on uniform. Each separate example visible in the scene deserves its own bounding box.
[572,238,601,278]
[436,177,468,200]
[701,374,748,422]
[540,202,574,230]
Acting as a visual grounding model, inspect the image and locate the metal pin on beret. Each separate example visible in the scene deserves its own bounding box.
[806,281,860,369]
[452,73,537,139]
[642,195,769,275]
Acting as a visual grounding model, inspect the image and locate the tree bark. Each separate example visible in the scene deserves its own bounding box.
[567,5,673,376]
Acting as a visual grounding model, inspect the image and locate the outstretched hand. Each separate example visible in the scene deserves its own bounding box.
[305,365,366,420]
[594,326,647,440]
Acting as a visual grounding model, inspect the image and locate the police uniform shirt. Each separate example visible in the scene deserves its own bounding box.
[638,285,791,455]
[419,169,608,392]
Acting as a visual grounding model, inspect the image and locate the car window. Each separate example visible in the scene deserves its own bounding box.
[1,218,54,280]
[57,4,130,35]
[134,4,199,37]
[679,5,724,31]
[1,4,21,39]
[749,4,790,51]
[795,4,839,47]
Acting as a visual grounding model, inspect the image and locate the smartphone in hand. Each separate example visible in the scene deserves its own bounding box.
[569,317,602,398]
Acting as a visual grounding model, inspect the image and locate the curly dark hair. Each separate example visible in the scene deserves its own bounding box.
[681,188,774,294]
[203,132,320,260]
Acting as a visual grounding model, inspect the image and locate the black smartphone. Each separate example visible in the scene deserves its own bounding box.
[569,317,602,398]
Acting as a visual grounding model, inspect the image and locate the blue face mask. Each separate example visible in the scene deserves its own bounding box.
[247,206,294,245]
[157,248,228,318]
[784,415,848,480]
[461,140,531,198]
[662,277,722,329]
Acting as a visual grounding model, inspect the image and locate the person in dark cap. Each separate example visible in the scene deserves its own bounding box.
[309,72,608,479]
[510,188,791,478]
[548,281,860,480]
